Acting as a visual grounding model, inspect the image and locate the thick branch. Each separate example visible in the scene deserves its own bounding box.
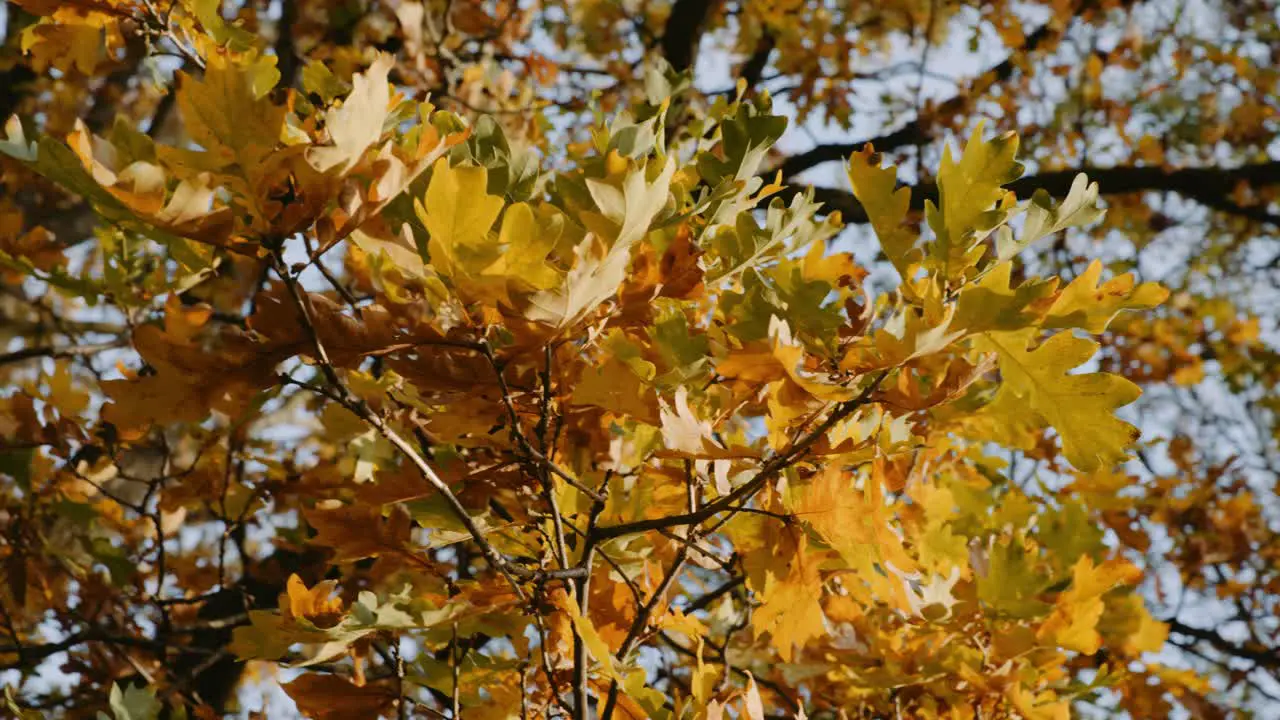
[274,0,300,88]
[801,160,1280,226]
[0,630,162,671]
[660,0,717,72]
[738,31,775,90]
[1167,619,1280,669]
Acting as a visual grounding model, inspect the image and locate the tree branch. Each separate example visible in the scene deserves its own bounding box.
[1167,619,1280,669]
[660,0,718,72]
[267,251,534,600]
[738,31,775,90]
[274,0,300,89]
[0,341,126,367]
[591,370,887,540]
[0,630,163,671]
[798,160,1280,226]
[773,16,1067,178]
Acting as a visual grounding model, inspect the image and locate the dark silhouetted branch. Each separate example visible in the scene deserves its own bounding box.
[798,160,1280,226]
[660,0,718,72]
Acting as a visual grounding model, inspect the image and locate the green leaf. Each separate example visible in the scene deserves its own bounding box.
[1,119,137,235]
[847,145,917,277]
[301,60,350,105]
[179,0,260,50]
[696,101,787,224]
[976,535,1053,618]
[977,329,1142,472]
[953,262,1059,334]
[926,122,1024,278]
[1038,500,1106,561]
[0,449,33,491]
[696,102,787,185]
[1002,173,1106,261]
[649,300,711,384]
[106,683,161,720]
[705,190,838,285]
[451,115,541,200]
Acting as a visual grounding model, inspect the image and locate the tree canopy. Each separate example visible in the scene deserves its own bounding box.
[1,0,1278,718]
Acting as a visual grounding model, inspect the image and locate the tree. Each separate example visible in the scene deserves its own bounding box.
[0,0,1276,717]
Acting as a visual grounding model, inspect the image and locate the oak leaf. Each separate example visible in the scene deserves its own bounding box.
[308,54,395,173]
[416,158,505,280]
[847,144,917,277]
[1037,556,1142,654]
[283,674,398,720]
[745,526,827,661]
[1043,260,1169,333]
[977,329,1142,471]
[926,122,1024,277]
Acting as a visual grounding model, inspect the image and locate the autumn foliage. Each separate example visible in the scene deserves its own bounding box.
[1,0,1278,718]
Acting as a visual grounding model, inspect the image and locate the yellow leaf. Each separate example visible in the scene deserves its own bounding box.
[1037,556,1141,654]
[790,466,918,583]
[926,122,1023,277]
[846,303,962,371]
[953,262,1059,334]
[1107,594,1170,656]
[284,574,345,628]
[1137,134,1165,165]
[751,530,826,661]
[978,329,1142,472]
[163,293,213,343]
[910,482,969,572]
[1085,53,1105,80]
[1043,260,1168,333]
[559,592,618,679]
[21,10,106,75]
[176,50,283,171]
[556,590,667,714]
[574,356,661,424]
[478,201,563,302]
[847,144,916,277]
[657,608,707,640]
[43,361,90,418]
[1008,684,1070,720]
[415,158,505,280]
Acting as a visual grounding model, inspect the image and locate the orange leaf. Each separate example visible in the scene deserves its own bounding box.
[283,674,398,720]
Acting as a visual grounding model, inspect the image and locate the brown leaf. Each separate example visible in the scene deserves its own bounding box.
[283,674,398,720]
[303,503,414,564]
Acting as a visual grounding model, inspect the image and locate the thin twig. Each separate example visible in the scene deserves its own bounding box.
[592,370,889,541]
[268,250,530,601]
[0,341,126,367]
